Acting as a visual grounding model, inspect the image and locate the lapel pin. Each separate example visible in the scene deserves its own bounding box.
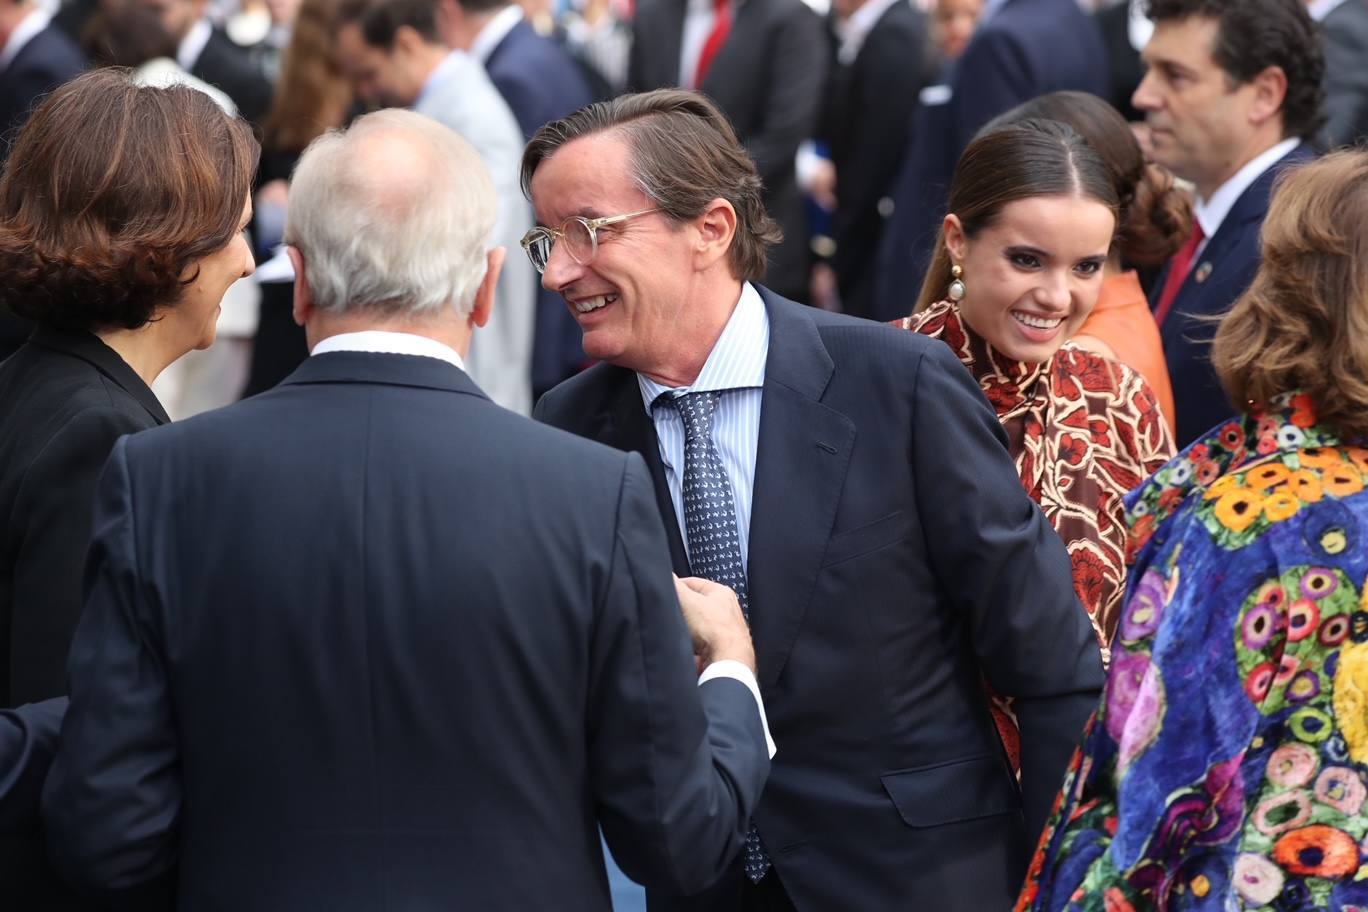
[1195,262,1213,284]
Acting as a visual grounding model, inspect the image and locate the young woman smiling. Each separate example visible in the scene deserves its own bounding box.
[902,119,1174,671]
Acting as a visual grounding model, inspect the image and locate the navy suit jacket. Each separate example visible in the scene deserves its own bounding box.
[1153,143,1316,447]
[484,18,594,399]
[0,23,83,155]
[41,352,769,910]
[874,0,1108,321]
[535,289,1104,910]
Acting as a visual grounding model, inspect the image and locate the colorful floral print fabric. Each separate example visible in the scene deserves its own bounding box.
[1016,394,1368,911]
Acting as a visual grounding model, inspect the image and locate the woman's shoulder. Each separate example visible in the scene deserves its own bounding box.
[1052,343,1154,409]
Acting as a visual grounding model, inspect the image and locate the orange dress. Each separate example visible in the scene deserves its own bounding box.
[1075,270,1178,438]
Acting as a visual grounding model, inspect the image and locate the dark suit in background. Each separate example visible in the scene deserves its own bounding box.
[189,27,272,124]
[1095,0,1145,123]
[1152,143,1315,447]
[628,0,828,302]
[42,351,769,910]
[875,0,1108,319]
[816,0,931,319]
[1320,0,1368,147]
[537,290,1104,910]
[0,17,83,152]
[0,328,162,911]
[483,15,594,399]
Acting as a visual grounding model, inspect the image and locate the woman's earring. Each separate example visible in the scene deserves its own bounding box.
[947,264,966,302]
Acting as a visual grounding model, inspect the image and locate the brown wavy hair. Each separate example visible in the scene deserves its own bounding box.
[984,91,1192,268]
[0,69,259,332]
[1213,150,1368,439]
[521,89,781,282]
[262,0,354,153]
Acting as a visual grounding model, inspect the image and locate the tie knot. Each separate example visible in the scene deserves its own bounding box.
[662,390,721,440]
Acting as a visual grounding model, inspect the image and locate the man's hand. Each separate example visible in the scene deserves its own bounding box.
[674,576,757,676]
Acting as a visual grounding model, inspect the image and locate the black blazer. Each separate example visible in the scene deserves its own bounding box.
[0,328,169,706]
[536,289,1104,910]
[0,329,165,911]
[42,352,770,910]
[1151,142,1316,447]
[817,0,932,319]
[1321,0,1368,148]
[0,23,83,155]
[628,0,829,301]
[189,28,272,124]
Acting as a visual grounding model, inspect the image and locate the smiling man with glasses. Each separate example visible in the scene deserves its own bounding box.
[529,89,1104,912]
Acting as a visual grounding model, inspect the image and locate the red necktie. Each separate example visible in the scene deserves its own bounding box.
[1153,221,1205,327]
[694,0,732,88]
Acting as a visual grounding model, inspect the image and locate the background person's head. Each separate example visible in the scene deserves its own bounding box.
[0,69,258,360]
[519,89,780,385]
[334,0,447,108]
[1133,0,1323,199]
[1213,151,1368,439]
[932,0,983,62]
[283,109,502,354]
[916,120,1119,364]
[134,0,207,43]
[985,90,1192,271]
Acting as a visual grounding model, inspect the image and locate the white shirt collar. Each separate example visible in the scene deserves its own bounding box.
[837,0,902,65]
[1194,136,1301,242]
[470,5,524,64]
[1308,0,1352,21]
[980,0,1011,21]
[0,7,52,73]
[177,18,213,71]
[311,331,467,371]
[637,282,769,413]
[1127,0,1153,52]
[416,49,473,109]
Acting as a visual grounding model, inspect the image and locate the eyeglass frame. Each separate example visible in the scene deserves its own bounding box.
[519,208,662,274]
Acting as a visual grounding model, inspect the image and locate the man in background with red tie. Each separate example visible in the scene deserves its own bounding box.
[626,0,827,303]
[1135,0,1321,446]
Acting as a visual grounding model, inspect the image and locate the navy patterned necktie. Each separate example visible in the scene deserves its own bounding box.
[662,390,771,882]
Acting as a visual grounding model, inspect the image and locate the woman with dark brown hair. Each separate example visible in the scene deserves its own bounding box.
[0,69,258,707]
[985,90,1192,437]
[1019,149,1368,912]
[900,121,1175,770]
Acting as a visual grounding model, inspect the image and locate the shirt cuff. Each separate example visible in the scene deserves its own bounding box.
[698,660,777,759]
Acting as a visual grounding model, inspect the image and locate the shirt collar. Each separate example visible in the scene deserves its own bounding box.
[1127,0,1153,51]
[1194,136,1301,241]
[837,0,901,65]
[177,18,213,71]
[471,4,524,64]
[1308,0,1352,21]
[311,331,467,371]
[980,0,1011,22]
[0,7,51,72]
[637,282,769,414]
[416,49,473,109]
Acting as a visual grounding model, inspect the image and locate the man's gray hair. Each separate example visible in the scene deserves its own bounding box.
[285,109,497,316]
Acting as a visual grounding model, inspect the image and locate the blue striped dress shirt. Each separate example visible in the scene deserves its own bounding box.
[637,283,769,574]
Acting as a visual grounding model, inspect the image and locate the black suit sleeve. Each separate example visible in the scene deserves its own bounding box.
[41,439,178,909]
[9,405,149,704]
[590,454,770,894]
[909,342,1104,842]
[743,6,828,186]
[0,698,65,835]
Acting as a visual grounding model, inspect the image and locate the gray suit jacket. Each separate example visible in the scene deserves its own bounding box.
[414,51,536,414]
[1322,0,1368,148]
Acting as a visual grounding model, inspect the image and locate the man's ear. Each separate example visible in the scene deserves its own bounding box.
[287,246,313,328]
[1248,65,1289,128]
[470,246,506,329]
[942,213,968,265]
[392,24,424,58]
[694,197,738,270]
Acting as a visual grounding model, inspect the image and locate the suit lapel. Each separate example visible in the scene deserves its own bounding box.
[604,376,692,574]
[747,292,855,690]
[658,0,688,89]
